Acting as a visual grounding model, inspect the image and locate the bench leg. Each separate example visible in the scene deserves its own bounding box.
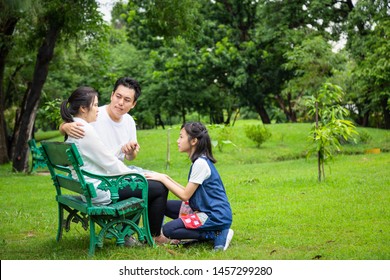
[140,208,155,247]
[88,219,96,257]
[93,218,154,248]
[56,204,64,242]
[29,160,37,174]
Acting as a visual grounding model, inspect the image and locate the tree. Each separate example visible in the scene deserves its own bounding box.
[145,39,219,124]
[114,0,389,128]
[120,0,201,49]
[256,0,356,124]
[345,0,390,128]
[8,0,104,172]
[121,0,239,124]
[305,83,358,182]
[207,0,272,124]
[0,0,32,164]
[282,36,346,122]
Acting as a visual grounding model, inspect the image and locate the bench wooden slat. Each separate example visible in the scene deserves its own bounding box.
[56,175,85,195]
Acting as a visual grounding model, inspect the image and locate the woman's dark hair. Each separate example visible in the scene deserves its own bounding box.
[112,77,142,101]
[60,86,98,123]
[182,122,216,163]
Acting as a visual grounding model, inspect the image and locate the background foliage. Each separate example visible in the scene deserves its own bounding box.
[0,0,389,169]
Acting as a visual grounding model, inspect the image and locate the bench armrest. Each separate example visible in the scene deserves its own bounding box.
[81,170,148,203]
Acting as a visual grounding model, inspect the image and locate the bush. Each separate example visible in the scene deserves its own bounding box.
[244,124,271,148]
[36,99,62,131]
[357,130,372,144]
[208,124,236,152]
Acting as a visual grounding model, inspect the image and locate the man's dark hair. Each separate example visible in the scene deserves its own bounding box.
[112,77,141,101]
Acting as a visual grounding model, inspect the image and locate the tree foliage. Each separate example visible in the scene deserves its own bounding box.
[0,0,105,170]
[305,83,358,182]
[1,0,389,172]
[345,0,390,128]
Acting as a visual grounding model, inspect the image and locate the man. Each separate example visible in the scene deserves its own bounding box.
[60,77,172,244]
[61,77,140,162]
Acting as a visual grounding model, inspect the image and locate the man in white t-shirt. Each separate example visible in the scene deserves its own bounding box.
[60,77,171,244]
[61,78,139,161]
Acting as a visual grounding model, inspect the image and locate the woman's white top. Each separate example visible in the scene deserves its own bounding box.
[66,117,131,205]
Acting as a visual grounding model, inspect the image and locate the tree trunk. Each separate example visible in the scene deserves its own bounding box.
[0,17,19,164]
[318,151,322,182]
[286,92,297,122]
[232,107,240,127]
[11,24,61,172]
[254,103,271,124]
[210,108,224,124]
[381,96,390,129]
[275,94,297,122]
[224,108,232,125]
[315,101,321,182]
[361,110,370,127]
[181,107,186,124]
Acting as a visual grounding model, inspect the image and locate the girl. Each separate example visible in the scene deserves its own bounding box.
[60,86,171,245]
[145,122,234,250]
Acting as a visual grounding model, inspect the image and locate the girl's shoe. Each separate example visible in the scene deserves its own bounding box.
[214,229,234,251]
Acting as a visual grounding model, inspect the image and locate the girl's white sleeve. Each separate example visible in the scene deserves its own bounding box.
[78,125,130,174]
[189,158,211,184]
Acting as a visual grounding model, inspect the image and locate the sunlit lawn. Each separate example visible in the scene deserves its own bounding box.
[0,121,389,260]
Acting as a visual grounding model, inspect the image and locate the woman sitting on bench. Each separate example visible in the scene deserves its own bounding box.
[60,86,172,245]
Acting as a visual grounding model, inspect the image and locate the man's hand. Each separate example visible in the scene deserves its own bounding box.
[60,122,85,139]
[122,141,140,161]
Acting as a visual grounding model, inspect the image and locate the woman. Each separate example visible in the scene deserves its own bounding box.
[60,86,170,244]
[145,122,234,250]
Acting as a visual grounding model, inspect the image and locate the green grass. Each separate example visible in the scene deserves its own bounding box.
[0,121,389,259]
[34,129,62,141]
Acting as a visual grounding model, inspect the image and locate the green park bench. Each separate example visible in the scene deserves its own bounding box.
[28,139,47,173]
[40,141,155,256]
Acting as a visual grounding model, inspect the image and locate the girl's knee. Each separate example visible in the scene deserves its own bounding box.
[162,224,172,238]
[162,218,184,239]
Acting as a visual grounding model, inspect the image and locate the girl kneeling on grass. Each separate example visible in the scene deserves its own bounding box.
[145,122,233,251]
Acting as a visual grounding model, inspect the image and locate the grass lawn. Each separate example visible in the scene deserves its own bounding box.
[0,121,389,260]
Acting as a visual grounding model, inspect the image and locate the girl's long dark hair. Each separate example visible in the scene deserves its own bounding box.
[182,122,216,163]
[60,86,98,123]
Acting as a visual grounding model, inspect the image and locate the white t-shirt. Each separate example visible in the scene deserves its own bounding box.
[66,117,131,205]
[189,157,211,185]
[91,105,137,161]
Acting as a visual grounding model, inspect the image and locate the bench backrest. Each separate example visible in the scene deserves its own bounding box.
[28,139,47,171]
[28,139,40,157]
[41,141,97,204]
